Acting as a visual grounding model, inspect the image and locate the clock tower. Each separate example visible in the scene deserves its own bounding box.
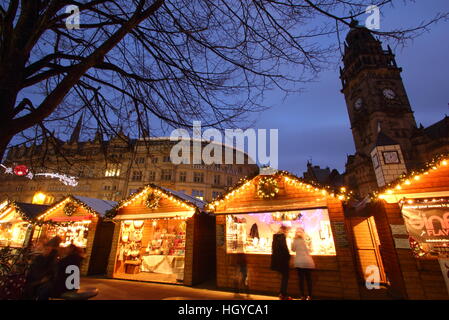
[340,21,417,164]
[341,21,418,195]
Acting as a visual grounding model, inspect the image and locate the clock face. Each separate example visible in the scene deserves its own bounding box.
[354,98,363,110]
[383,88,396,100]
[382,151,400,164]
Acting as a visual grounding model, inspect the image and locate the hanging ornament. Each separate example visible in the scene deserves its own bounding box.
[1,163,78,186]
[63,202,77,216]
[13,165,28,176]
[256,176,279,199]
[145,192,161,209]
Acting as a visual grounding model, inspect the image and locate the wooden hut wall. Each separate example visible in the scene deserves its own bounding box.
[374,162,449,299]
[40,205,99,276]
[106,190,205,286]
[214,177,360,299]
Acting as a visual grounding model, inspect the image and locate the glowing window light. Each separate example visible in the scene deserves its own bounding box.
[32,192,47,204]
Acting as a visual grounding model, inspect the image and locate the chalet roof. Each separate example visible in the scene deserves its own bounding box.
[158,186,206,210]
[3,201,51,221]
[70,196,117,217]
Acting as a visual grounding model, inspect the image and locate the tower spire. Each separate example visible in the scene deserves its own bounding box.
[69,114,83,144]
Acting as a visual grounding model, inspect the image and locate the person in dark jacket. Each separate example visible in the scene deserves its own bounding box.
[271,225,291,300]
[23,236,61,300]
[52,244,84,298]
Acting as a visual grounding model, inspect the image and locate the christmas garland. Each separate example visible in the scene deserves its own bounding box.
[256,176,279,199]
[145,192,161,209]
[63,202,77,216]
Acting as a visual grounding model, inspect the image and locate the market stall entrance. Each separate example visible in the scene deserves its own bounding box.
[0,200,49,248]
[107,184,213,285]
[208,171,361,299]
[348,216,388,292]
[34,195,117,275]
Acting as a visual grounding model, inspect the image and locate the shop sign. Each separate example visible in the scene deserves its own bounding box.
[402,203,449,256]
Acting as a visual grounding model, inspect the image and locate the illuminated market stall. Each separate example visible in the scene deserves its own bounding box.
[34,195,117,275]
[0,200,49,247]
[367,155,449,299]
[106,184,215,285]
[207,171,361,299]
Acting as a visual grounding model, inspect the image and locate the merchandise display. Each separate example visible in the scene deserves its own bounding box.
[116,218,187,279]
[44,221,90,248]
[0,222,29,247]
[226,209,336,255]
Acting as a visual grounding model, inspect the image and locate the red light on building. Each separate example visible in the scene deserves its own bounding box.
[14,165,28,176]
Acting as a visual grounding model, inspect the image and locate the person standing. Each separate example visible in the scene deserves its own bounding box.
[271,225,291,300]
[291,228,315,300]
[23,236,61,300]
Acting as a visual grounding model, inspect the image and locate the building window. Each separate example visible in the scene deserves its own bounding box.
[151,157,158,164]
[128,189,138,195]
[193,172,204,183]
[212,191,222,199]
[161,169,172,181]
[16,185,23,192]
[192,190,204,200]
[148,171,156,181]
[163,155,171,163]
[104,185,111,191]
[135,157,145,164]
[132,171,143,181]
[227,176,233,186]
[105,163,121,177]
[213,175,221,185]
[179,171,187,182]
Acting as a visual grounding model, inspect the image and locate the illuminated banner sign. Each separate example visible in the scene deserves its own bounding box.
[402,202,449,256]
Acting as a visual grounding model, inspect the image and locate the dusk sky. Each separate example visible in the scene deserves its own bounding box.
[248,0,449,177]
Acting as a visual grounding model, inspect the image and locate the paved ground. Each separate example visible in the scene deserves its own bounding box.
[81,277,278,300]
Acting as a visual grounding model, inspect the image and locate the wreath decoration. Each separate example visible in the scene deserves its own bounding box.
[63,202,77,216]
[256,176,279,199]
[145,192,161,209]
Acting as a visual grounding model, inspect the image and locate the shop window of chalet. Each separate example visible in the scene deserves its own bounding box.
[213,175,221,185]
[161,169,173,181]
[226,209,336,256]
[193,172,204,183]
[192,190,204,200]
[132,171,143,181]
[179,171,187,182]
[148,171,156,181]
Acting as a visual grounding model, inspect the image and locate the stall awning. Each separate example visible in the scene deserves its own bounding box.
[113,210,195,220]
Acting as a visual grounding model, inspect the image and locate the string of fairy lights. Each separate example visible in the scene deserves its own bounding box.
[105,184,199,219]
[206,170,351,211]
[37,195,101,223]
[372,153,449,200]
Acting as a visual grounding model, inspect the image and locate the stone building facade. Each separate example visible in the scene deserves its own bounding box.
[0,129,259,204]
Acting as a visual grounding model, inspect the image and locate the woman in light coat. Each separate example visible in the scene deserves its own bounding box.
[291,228,315,300]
